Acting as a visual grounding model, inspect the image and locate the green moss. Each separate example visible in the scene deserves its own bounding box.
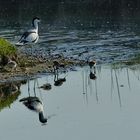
[0,38,17,56]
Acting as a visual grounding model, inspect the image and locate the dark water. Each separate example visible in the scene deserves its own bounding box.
[0,1,140,64]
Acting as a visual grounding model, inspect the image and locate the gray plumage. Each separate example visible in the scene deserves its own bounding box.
[20,96,47,123]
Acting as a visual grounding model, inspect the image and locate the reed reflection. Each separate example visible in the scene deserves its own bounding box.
[109,67,133,107]
[82,64,135,107]
[82,62,98,104]
[114,69,122,107]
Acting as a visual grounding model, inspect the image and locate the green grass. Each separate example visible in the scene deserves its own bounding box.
[0,38,17,56]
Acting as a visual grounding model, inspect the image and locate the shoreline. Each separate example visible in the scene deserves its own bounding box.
[0,51,86,84]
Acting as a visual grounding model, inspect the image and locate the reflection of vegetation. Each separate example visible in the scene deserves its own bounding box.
[0,83,21,111]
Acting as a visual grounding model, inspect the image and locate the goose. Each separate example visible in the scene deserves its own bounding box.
[16,17,40,46]
[19,96,47,123]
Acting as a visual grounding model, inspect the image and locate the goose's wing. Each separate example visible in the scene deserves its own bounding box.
[19,31,38,43]
[16,29,38,46]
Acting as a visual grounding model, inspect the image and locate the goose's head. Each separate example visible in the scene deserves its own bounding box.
[32,17,40,28]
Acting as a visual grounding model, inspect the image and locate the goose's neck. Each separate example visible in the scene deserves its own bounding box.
[33,22,38,32]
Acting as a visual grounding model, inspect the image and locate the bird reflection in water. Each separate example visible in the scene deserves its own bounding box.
[82,60,98,104]
[19,96,47,123]
[89,71,97,80]
[88,60,97,80]
[54,72,67,86]
[53,60,67,86]
[19,79,47,124]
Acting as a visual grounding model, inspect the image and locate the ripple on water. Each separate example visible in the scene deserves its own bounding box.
[2,28,140,64]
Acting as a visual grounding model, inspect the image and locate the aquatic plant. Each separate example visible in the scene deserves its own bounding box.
[0,38,17,66]
[0,38,16,56]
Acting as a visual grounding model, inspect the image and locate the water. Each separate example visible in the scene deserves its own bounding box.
[40,28,140,63]
[1,26,140,64]
[1,1,140,64]
[1,1,140,139]
[0,65,140,140]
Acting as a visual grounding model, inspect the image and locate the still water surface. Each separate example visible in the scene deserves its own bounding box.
[0,65,140,140]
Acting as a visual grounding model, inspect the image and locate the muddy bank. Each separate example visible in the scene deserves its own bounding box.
[1,48,140,84]
[0,50,86,83]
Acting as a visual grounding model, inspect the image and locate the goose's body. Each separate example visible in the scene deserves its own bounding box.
[20,96,47,123]
[16,17,40,46]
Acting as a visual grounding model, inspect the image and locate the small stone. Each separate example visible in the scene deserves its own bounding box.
[40,83,52,90]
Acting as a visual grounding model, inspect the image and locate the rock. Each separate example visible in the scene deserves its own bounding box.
[39,83,52,90]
